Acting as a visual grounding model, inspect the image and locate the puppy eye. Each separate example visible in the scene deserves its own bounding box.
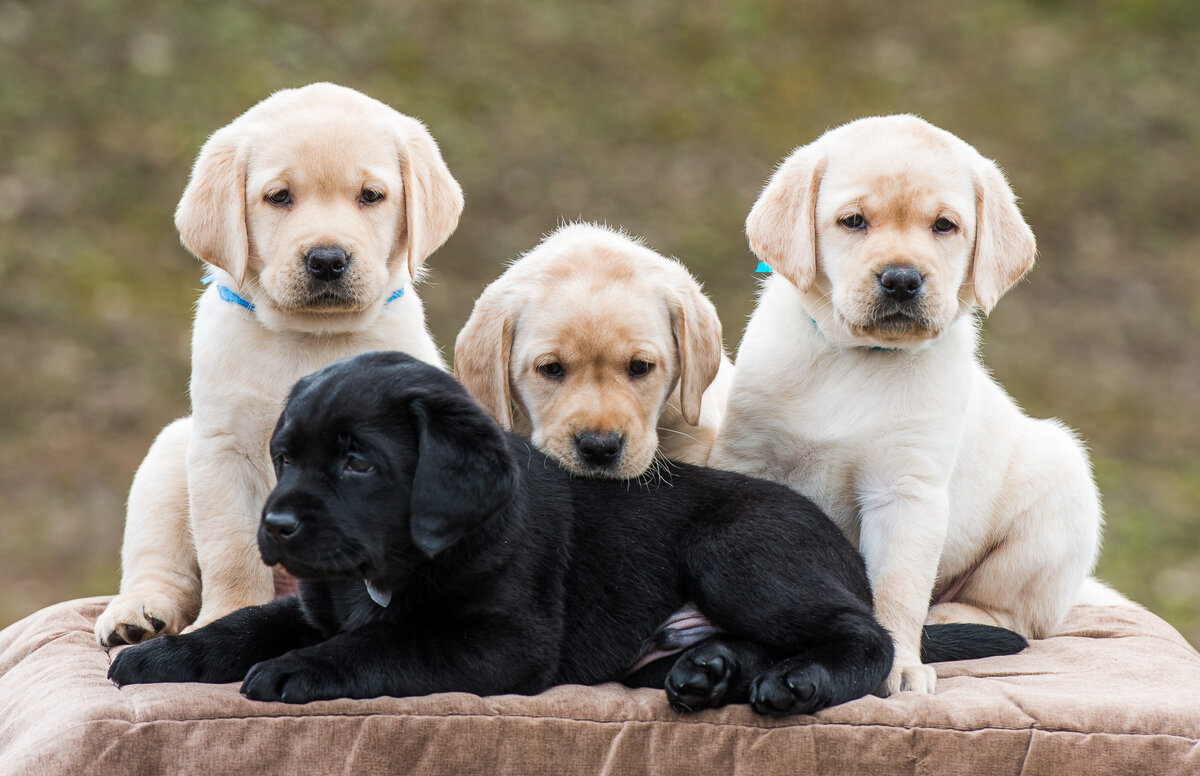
[839,214,866,230]
[343,453,374,474]
[628,359,654,378]
[933,217,957,234]
[359,188,384,205]
[538,362,564,379]
[265,189,291,206]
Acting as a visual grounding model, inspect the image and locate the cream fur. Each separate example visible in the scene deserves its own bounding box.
[454,223,733,478]
[96,83,462,645]
[710,115,1103,695]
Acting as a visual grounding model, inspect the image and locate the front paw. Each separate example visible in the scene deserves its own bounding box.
[241,653,348,704]
[878,661,937,696]
[665,641,740,712]
[96,592,192,647]
[749,660,833,716]
[108,632,242,686]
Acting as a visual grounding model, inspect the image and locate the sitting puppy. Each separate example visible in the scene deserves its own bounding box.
[109,352,1025,714]
[454,223,733,479]
[95,83,463,647]
[709,115,1102,695]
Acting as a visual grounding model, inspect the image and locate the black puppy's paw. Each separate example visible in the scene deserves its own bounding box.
[665,641,739,712]
[749,660,833,716]
[241,653,348,704]
[108,633,240,686]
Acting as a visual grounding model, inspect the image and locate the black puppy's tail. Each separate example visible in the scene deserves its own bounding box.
[920,624,1028,663]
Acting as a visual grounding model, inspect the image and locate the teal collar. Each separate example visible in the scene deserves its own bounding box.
[807,315,902,353]
[201,275,405,313]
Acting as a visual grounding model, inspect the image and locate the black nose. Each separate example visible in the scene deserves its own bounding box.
[263,511,301,543]
[878,266,923,302]
[305,247,349,282]
[575,432,624,467]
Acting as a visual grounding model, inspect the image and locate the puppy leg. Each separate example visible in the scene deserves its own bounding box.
[109,596,320,686]
[857,470,950,695]
[241,621,552,704]
[96,418,201,646]
[184,430,277,632]
[749,611,895,715]
[683,512,895,713]
[931,423,1101,638]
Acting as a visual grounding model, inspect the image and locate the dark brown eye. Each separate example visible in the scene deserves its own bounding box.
[538,362,564,379]
[933,217,957,233]
[265,189,291,205]
[628,359,654,377]
[840,213,865,229]
[344,453,373,474]
[360,188,384,205]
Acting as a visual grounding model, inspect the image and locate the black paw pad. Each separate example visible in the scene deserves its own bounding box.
[121,625,147,644]
[749,662,832,716]
[665,642,737,712]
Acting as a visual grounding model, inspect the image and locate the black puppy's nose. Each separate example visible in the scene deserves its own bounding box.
[305,247,349,282]
[878,266,923,302]
[263,511,301,543]
[575,432,624,466]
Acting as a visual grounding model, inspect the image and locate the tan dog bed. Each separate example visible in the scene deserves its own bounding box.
[1,597,1196,775]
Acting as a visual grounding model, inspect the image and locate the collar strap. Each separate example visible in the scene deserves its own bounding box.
[201,275,405,313]
[808,316,901,353]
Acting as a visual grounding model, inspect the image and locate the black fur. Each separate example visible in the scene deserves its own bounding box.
[109,352,1025,715]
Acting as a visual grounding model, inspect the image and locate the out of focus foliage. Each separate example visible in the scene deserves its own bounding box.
[1,0,1197,642]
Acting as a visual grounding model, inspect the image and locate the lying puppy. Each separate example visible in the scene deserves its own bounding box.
[109,352,1025,714]
[95,83,463,647]
[454,223,733,479]
[709,115,1102,695]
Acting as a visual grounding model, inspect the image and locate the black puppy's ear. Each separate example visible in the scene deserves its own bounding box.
[409,397,518,558]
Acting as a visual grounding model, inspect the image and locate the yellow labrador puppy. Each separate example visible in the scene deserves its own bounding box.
[96,83,463,646]
[455,223,733,479]
[709,115,1102,695]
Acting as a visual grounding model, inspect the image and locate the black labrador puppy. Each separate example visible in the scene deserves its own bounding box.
[109,352,1025,714]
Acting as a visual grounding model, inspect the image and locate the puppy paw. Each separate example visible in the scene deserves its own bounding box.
[749,660,834,716]
[241,653,346,704]
[96,593,191,647]
[107,632,240,686]
[665,641,738,712]
[878,661,937,696]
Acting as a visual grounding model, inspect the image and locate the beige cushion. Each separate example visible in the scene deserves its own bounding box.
[1,597,1197,774]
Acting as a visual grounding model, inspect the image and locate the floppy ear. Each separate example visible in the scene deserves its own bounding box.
[174,125,249,286]
[408,396,517,558]
[393,116,465,278]
[745,145,825,294]
[668,282,724,426]
[970,158,1037,314]
[453,287,517,431]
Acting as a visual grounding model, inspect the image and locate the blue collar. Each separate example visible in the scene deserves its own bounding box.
[201,275,405,313]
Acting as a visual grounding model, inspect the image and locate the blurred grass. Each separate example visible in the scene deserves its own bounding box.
[0,0,1197,644]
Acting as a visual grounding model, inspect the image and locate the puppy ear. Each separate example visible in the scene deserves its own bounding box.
[454,288,517,431]
[970,158,1036,314]
[408,397,517,558]
[669,282,724,426]
[174,126,249,286]
[394,116,465,278]
[745,145,825,293]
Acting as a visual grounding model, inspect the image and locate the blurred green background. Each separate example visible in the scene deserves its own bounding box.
[1,1,1197,643]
